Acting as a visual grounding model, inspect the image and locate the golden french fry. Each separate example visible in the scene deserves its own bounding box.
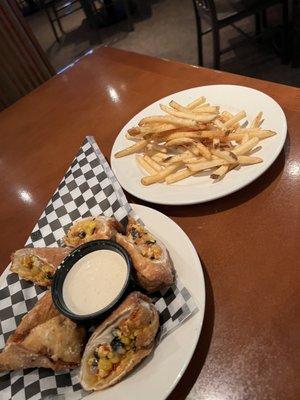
[146,143,168,153]
[211,149,237,162]
[169,100,190,113]
[136,156,157,175]
[195,142,211,160]
[165,138,195,147]
[139,115,204,129]
[165,131,202,141]
[143,155,163,172]
[165,168,196,184]
[160,104,217,123]
[200,130,225,139]
[223,111,246,128]
[141,163,181,186]
[214,118,228,130]
[115,140,148,158]
[236,129,276,140]
[128,124,178,137]
[194,106,219,114]
[193,103,210,111]
[237,156,263,164]
[187,96,206,109]
[221,111,234,120]
[241,134,249,145]
[232,137,259,156]
[212,138,220,148]
[210,165,229,179]
[250,111,263,128]
[188,158,230,172]
[189,143,201,156]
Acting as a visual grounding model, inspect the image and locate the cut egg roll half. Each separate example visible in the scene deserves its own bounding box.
[11,247,71,286]
[63,216,122,248]
[80,292,159,391]
[116,217,175,292]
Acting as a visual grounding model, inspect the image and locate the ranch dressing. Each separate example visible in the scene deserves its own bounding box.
[63,250,128,315]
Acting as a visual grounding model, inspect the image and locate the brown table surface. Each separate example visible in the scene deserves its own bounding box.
[0,46,299,399]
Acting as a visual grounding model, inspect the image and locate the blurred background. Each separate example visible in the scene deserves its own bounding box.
[0,0,299,110]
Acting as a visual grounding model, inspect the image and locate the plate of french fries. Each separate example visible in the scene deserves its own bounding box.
[111,85,287,205]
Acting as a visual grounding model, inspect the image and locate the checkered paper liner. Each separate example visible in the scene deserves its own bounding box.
[0,136,198,400]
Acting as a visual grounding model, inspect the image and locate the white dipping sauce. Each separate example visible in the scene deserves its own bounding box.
[63,250,128,315]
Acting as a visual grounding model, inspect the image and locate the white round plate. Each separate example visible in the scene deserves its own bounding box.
[0,204,205,400]
[111,85,287,205]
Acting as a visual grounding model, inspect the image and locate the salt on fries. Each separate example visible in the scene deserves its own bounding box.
[114,96,276,185]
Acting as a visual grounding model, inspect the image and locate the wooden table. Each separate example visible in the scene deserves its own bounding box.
[0,47,299,399]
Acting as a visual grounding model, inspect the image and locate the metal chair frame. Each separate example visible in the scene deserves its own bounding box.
[192,0,289,69]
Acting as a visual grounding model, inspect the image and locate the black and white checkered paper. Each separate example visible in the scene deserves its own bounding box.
[0,136,198,400]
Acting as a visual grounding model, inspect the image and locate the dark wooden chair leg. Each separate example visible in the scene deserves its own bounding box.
[123,0,134,32]
[212,25,220,70]
[45,7,60,42]
[281,0,289,64]
[52,4,64,34]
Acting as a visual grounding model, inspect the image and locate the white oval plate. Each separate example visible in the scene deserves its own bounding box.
[0,204,205,400]
[111,85,287,205]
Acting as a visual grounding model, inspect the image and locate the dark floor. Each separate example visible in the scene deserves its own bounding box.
[26,0,300,87]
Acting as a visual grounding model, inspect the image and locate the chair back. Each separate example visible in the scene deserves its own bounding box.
[192,0,218,21]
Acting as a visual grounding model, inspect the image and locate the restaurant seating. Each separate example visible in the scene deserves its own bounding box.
[42,0,84,42]
[192,0,289,69]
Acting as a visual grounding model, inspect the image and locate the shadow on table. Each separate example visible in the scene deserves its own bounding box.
[167,259,214,400]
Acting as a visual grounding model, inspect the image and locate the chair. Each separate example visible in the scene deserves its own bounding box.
[192,0,289,69]
[42,0,83,42]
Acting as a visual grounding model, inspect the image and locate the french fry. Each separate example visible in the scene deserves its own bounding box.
[165,131,202,141]
[214,118,227,130]
[236,129,276,140]
[189,143,201,156]
[188,158,230,172]
[160,104,217,123]
[194,106,219,114]
[164,152,195,164]
[115,140,148,158]
[146,143,168,153]
[139,115,204,129]
[250,111,263,128]
[210,165,229,179]
[165,138,195,147]
[211,149,237,162]
[212,138,220,148]
[223,110,246,128]
[237,156,263,164]
[200,130,225,139]
[187,96,206,109]
[141,163,181,186]
[193,103,210,111]
[143,155,163,172]
[241,134,249,145]
[165,168,196,184]
[232,137,259,156]
[169,100,190,113]
[137,156,157,175]
[128,124,178,137]
[195,142,211,160]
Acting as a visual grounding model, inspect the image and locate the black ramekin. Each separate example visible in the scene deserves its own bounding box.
[51,239,135,324]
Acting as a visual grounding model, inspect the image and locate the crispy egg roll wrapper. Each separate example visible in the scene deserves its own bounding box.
[80,292,159,391]
[11,247,71,286]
